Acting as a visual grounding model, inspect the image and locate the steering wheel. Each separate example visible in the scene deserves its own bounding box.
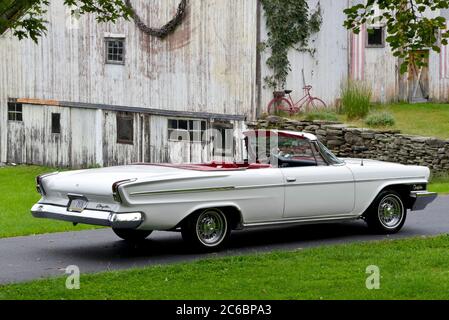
[271,147,292,159]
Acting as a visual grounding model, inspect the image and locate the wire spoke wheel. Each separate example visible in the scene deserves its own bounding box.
[365,190,406,234]
[306,97,327,112]
[377,195,404,229]
[267,98,293,115]
[195,210,227,246]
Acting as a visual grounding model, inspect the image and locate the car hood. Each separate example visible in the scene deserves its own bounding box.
[342,158,431,181]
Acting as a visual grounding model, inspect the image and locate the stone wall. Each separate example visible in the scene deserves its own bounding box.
[246,116,449,173]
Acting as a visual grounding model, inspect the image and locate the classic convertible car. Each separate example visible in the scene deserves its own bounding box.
[32,130,437,250]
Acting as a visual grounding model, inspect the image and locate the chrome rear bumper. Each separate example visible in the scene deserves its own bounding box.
[410,191,438,211]
[31,203,144,229]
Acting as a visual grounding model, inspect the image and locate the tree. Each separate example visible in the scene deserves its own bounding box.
[0,0,132,43]
[344,0,449,73]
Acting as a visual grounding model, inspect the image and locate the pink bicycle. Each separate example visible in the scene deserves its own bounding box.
[267,86,327,115]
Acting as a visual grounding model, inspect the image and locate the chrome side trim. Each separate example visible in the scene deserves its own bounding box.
[130,186,236,196]
[129,176,428,196]
[129,174,231,186]
[284,180,353,187]
[243,214,358,228]
[355,176,426,183]
[283,176,426,187]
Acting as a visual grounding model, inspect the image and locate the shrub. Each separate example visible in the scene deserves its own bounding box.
[340,81,372,119]
[365,112,396,127]
[304,111,338,122]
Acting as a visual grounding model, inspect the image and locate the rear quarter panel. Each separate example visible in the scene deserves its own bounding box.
[121,168,285,230]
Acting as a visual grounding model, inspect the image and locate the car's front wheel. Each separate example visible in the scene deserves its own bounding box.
[181,208,230,251]
[365,190,407,234]
[112,228,152,242]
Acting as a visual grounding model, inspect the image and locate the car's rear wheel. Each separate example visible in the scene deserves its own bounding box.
[365,190,407,234]
[112,228,152,242]
[181,208,230,251]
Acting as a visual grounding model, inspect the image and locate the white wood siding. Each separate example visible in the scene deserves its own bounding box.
[259,0,350,109]
[0,0,257,163]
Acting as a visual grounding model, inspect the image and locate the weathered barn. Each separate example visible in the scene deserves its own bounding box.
[348,5,449,103]
[1,0,448,168]
[0,0,256,167]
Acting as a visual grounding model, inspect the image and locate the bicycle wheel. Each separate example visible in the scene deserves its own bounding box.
[267,98,293,115]
[306,97,327,112]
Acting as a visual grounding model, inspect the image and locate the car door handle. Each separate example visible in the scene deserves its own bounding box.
[286,177,297,183]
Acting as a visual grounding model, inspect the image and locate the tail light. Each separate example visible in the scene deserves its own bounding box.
[36,172,59,196]
[112,179,137,203]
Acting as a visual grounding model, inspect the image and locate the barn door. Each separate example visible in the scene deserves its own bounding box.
[408,50,429,103]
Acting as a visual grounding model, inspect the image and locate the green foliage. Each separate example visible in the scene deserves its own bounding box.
[0,0,132,43]
[260,0,322,90]
[365,111,396,127]
[64,0,132,23]
[304,111,338,122]
[344,0,449,73]
[340,81,372,120]
[0,0,49,42]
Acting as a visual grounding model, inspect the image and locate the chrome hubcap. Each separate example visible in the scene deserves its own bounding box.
[196,210,226,246]
[378,195,403,228]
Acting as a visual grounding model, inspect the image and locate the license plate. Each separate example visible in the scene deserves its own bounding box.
[68,198,88,213]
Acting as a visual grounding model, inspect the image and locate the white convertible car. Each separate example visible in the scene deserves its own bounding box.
[32,130,437,250]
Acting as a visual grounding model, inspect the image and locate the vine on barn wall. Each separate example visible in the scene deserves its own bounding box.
[260,0,322,90]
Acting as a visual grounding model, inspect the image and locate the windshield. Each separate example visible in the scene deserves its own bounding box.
[245,134,328,167]
[316,141,344,165]
[272,136,316,161]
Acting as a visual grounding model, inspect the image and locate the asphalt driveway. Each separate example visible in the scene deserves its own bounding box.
[0,196,448,284]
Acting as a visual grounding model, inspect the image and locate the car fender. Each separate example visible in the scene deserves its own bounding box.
[354,178,428,215]
[182,201,244,227]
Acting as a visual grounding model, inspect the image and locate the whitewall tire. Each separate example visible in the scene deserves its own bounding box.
[182,208,231,251]
[365,190,407,234]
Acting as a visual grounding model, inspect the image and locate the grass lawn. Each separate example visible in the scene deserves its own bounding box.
[1,235,449,300]
[338,103,449,139]
[0,165,97,238]
[429,174,449,194]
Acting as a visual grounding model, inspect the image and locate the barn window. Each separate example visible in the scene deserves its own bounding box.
[168,119,207,142]
[212,121,234,157]
[51,113,61,134]
[117,113,134,144]
[105,38,125,64]
[366,27,385,47]
[7,102,23,122]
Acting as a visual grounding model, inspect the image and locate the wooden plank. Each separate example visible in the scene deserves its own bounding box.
[16,98,60,106]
